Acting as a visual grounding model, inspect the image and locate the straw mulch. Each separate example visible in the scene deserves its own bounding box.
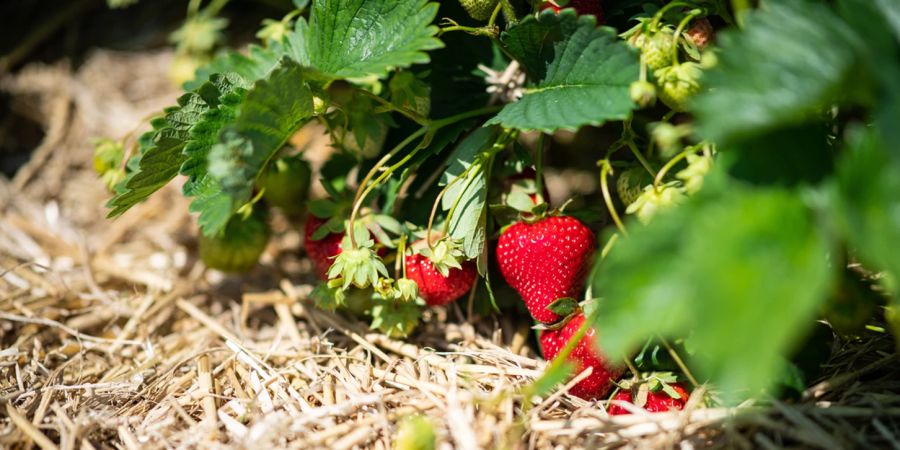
[2,49,900,450]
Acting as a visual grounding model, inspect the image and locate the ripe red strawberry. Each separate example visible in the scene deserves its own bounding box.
[541,0,604,21]
[496,215,596,323]
[607,382,690,415]
[405,253,477,306]
[304,216,344,280]
[540,313,622,399]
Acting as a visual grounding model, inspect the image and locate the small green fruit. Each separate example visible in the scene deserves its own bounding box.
[629,80,657,108]
[459,0,499,20]
[199,211,271,273]
[261,154,311,216]
[655,62,702,112]
[634,28,675,71]
[615,166,653,206]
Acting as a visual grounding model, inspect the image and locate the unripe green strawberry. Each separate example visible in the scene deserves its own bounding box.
[460,0,499,21]
[655,62,702,112]
[633,28,675,71]
[629,80,656,109]
[616,166,652,206]
[260,154,311,216]
[199,211,270,273]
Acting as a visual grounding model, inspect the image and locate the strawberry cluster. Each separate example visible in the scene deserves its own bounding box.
[495,168,691,412]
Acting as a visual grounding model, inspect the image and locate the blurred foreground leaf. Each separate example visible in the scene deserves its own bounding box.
[590,180,834,402]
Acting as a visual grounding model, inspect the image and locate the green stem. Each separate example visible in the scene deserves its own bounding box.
[651,1,696,30]
[653,147,692,191]
[600,233,619,260]
[671,10,702,63]
[357,89,428,126]
[487,0,504,28]
[599,160,628,236]
[622,355,641,381]
[626,141,657,177]
[397,234,408,277]
[659,336,700,388]
[432,106,503,129]
[535,133,546,204]
[349,128,428,248]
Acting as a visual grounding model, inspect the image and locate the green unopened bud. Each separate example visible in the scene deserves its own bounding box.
[629,80,657,108]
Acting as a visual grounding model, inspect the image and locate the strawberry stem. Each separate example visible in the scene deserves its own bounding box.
[535,133,546,205]
[650,1,695,30]
[356,88,429,126]
[671,10,702,63]
[487,0,503,28]
[348,106,503,248]
[653,147,693,192]
[622,118,657,177]
[659,335,701,388]
[599,160,628,236]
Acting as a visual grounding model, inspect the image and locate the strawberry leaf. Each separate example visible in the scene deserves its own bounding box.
[441,127,495,260]
[180,73,250,236]
[207,59,317,225]
[487,10,639,132]
[306,0,443,79]
[107,90,210,218]
[693,2,863,145]
[834,127,900,320]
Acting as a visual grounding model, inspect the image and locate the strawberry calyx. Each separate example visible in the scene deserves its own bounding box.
[369,293,424,338]
[327,222,389,289]
[532,297,583,331]
[609,372,690,413]
[395,277,420,302]
[418,238,465,277]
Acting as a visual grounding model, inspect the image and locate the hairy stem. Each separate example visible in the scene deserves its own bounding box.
[599,160,628,236]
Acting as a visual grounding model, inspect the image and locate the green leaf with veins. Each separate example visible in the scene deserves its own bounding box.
[180,73,250,236]
[306,0,443,79]
[441,127,495,260]
[106,93,207,217]
[208,59,317,221]
[591,179,833,403]
[693,1,863,144]
[487,10,639,132]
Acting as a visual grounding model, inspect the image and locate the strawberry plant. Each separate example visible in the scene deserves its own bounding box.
[100,0,900,409]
